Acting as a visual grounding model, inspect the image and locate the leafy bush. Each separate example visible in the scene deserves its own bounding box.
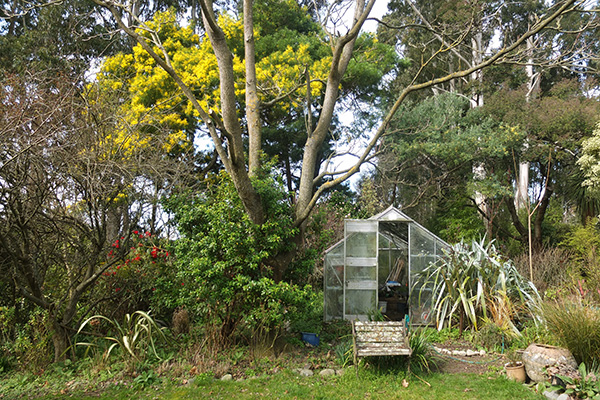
[476,319,510,352]
[94,232,176,321]
[543,301,600,366]
[165,170,318,348]
[551,362,600,400]
[2,308,53,371]
[288,292,324,335]
[559,220,600,304]
[415,238,540,332]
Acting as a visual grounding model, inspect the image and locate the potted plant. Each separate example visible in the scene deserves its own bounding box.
[505,350,527,383]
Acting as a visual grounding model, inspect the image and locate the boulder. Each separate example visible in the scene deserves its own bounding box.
[298,368,314,377]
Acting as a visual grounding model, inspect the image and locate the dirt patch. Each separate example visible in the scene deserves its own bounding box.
[431,342,506,375]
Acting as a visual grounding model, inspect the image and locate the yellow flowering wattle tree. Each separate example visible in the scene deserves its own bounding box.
[97,10,334,163]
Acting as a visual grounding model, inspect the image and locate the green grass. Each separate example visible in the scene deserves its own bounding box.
[7,369,543,400]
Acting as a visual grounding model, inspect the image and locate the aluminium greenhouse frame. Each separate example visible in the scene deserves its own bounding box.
[323,206,449,325]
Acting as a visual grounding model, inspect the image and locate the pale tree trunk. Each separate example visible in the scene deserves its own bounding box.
[517,31,540,210]
[200,0,265,224]
[516,154,529,209]
[470,31,489,231]
[469,33,484,109]
[244,0,261,177]
[295,0,374,227]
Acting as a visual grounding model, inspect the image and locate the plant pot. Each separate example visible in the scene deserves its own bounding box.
[522,343,577,383]
[505,362,526,383]
[301,332,320,347]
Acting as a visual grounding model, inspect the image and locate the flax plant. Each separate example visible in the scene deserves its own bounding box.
[76,311,170,364]
[415,238,540,332]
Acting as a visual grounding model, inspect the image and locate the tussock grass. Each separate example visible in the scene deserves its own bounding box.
[543,301,600,365]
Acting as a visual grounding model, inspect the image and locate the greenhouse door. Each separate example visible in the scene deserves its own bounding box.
[344,220,378,320]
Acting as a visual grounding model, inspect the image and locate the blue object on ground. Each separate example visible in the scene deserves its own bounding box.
[301,332,320,346]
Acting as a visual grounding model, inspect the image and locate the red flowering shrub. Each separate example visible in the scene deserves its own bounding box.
[95,231,176,320]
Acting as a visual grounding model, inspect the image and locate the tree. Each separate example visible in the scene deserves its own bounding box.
[0,0,122,75]
[0,71,191,362]
[578,123,600,200]
[369,92,522,237]
[372,77,600,250]
[483,78,600,248]
[41,0,592,278]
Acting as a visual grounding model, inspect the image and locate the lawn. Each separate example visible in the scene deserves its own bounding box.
[13,368,544,400]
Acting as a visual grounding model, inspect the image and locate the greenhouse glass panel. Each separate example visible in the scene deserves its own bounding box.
[344,220,378,320]
[409,224,435,325]
[322,206,449,324]
[345,289,377,317]
[323,242,344,320]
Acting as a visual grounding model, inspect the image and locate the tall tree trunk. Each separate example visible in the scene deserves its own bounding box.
[517,27,540,210]
[244,0,261,177]
[51,320,70,362]
[296,0,373,227]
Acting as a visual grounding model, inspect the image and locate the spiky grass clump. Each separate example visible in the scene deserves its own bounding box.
[407,329,437,374]
[543,301,600,366]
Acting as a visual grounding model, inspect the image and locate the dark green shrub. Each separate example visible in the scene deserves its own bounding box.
[165,170,317,348]
[10,308,53,371]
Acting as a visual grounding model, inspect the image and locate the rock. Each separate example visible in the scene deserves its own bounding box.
[336,369,345,376]
[220,374,233,381]
[453,350,467,357]
[298,369,314,377]
[319,369,336,377]
[479,350,486,356]
[542,390,561,400]
[522,344,577,383]
[556,394,571,400]
[466,349,478,357]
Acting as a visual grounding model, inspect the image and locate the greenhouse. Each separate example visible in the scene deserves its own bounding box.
[323,206,449,325]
